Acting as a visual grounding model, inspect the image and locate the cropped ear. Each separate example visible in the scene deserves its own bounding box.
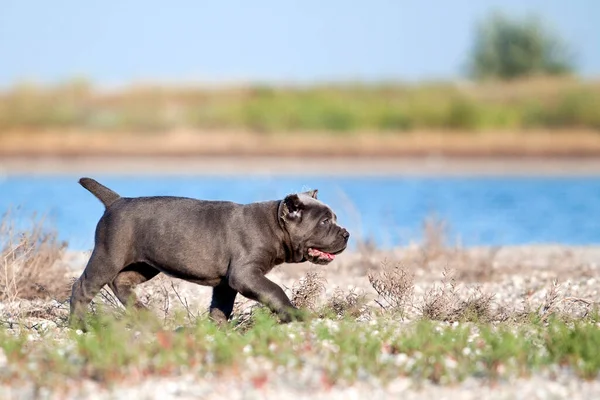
[281,193,304,221]
[303,189,318,199]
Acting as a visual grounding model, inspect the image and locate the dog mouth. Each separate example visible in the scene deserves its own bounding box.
[306,247,345,265]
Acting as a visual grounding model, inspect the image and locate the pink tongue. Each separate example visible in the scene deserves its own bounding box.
[310,248,335,260]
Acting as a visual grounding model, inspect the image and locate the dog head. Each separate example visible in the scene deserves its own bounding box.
[279,189,350,265]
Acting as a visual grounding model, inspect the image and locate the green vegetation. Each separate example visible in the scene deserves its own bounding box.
[0,78,599,133]
[1,310,600,388]
[468,12,575,80]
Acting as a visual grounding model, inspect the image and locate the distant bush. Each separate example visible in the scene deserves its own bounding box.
[0,78,599,133]
[468,12,575,80]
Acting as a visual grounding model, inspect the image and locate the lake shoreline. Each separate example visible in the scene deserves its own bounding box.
[3,155,600,176]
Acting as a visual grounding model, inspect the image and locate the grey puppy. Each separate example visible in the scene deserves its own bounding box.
[70,178,350,326]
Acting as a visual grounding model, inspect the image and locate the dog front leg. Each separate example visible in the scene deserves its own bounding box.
[228,267,301,323]
[209,281,238,325]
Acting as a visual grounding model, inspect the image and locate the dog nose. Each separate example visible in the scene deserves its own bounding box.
[341,229,350,239]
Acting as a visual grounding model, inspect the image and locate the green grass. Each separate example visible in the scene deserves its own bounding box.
[1,78,600,133]
[1,309,600,389]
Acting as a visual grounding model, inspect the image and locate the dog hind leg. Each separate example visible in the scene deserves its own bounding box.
[69,250,124,327]
[108,262,160,309]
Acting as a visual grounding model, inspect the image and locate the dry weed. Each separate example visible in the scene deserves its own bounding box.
[0,211,69,302]
[452,287,496,323]
[509,279,599,323]
[368,261,415,319]
[536,280,596,321]
[539,280,562,318]
[419,214,450,263]
[232,302,265,333]
[421,268,459,321]
[290,270,326,311]
[326,287,368,319]
[421,268,496,322]
[89,285,126,316]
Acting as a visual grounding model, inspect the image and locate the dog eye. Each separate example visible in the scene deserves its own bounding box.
[321,218,329,225]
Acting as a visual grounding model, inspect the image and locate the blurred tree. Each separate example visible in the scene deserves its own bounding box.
[468,12,575,80]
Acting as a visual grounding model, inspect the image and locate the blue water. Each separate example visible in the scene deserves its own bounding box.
[1,175,599,250]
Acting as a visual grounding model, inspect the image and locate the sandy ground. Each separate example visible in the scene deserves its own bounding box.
[2,130,600,159]
[60,244,600,316]
[3,155,600,177]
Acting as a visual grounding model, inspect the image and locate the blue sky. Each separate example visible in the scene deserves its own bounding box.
[0,1,597,87]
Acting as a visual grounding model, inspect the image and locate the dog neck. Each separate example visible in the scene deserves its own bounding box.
[276,200,305,264]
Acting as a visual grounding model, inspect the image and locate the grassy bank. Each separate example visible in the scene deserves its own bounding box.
[1,77,599,134]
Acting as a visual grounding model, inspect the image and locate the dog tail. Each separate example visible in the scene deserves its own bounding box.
[79,177,121,208]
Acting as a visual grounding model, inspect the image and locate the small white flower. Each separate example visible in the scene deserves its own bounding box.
[0,349,7,368]
[395,353,409,365]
